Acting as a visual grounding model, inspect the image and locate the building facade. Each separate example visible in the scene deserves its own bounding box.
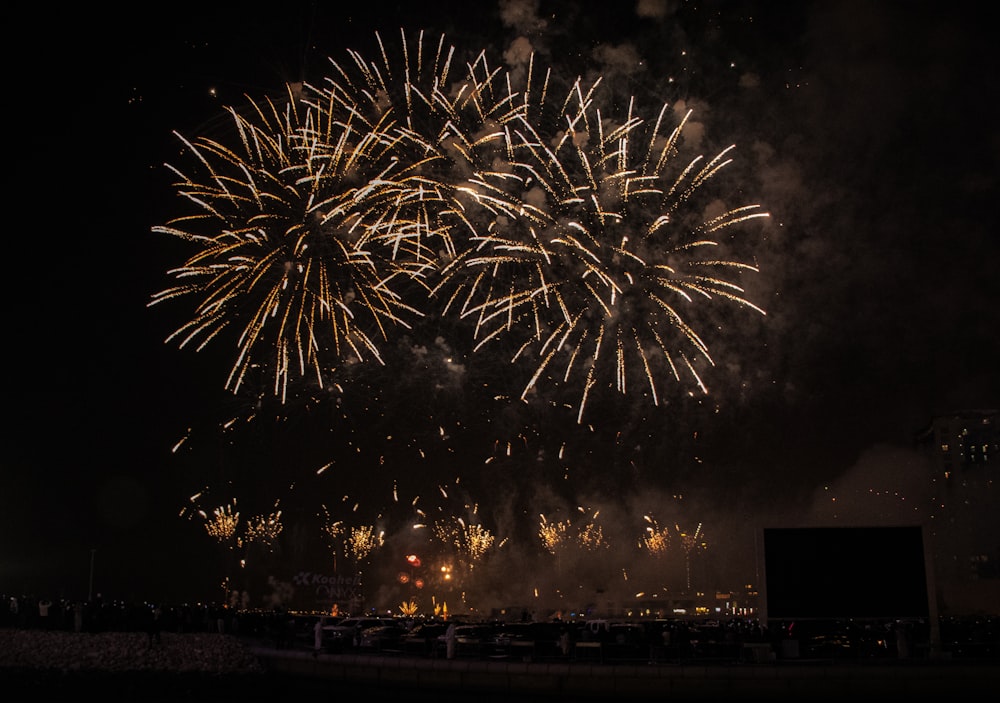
[915,409,998,611]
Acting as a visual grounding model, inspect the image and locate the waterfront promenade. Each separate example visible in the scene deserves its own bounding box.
[1,625,997,702]
[3,601,998,702]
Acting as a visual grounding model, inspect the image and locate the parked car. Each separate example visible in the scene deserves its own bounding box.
[323,616,391,651]
[490,621,566,660]
[357,621,409,652]
[489,622,535,658]
[400,621,449,656]
[603,622,649,661]
[437,623,499,658]
[294,615,335,648]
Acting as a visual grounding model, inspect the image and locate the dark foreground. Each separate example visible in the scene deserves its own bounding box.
[4,659,999,703]
[255,646,999,702]
[2,629,998,702]
[5,664,999,703]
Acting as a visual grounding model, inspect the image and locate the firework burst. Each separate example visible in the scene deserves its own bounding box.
[575,506,608,551]
[154,35,767,425]
[203,502,240,544]
[640,514,671,557]
[538,513,571,554]
[310,28,521,272]
[153,31,771,525]
[150,83,432,402]
[345,524,385,564]
[676,521,708,591]
[242,508,284,550]
[432,55,769,421]
[433,516,497,568]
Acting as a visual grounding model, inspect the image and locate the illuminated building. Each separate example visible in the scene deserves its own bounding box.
[915,409,998,609]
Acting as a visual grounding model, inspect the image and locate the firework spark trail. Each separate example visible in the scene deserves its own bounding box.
[179,492,239,546]
[181,491,287,559]
[203,502,240,544]
[431,55,769,422]
[538,513,571,554]
[150,83,432,401]
[675,522,708,591]
[640,514,671,556]
[675,521,707,553]
[242,507,284,550]
[407,479,508,573]
[154,31,770,527]
[575,506,607,551]
[433,516,498,568]
[345,524,385,564]
[153,34,767,423]
[312,29,520,270]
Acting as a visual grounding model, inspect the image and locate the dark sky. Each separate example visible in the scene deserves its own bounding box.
[5,0,997,608]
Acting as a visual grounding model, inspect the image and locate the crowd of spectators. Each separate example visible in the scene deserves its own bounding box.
[0,596,270,703]
[1,592,241,636]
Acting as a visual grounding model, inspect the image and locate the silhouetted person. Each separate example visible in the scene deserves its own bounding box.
[559,627,571,657]
[896,622,911,659]
[38,599,52,629]
[147,605,162,647]
[314,616,325,657]
[445,622,457,659]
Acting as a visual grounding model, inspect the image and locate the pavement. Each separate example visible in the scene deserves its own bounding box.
[250,643,1000,701]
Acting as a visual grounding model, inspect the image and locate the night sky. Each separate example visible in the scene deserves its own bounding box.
[5,0,997,609]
